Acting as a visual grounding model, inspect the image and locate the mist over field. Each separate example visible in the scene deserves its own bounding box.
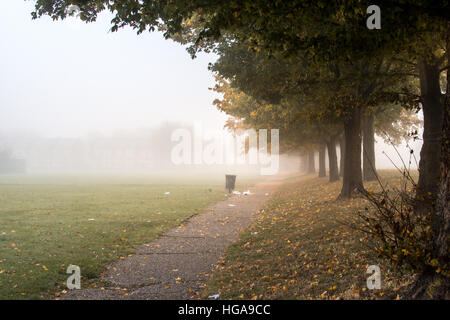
[0,124,422,176]
[0,1,422,177]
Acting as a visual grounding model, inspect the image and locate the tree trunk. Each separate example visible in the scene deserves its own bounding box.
[339,135,345,177]
[363,113,378,181]
[300,154,308,173]
[339,106,363,198]
[407,35,450,300]
[416,58,445,214]
[327,137,339,182]
[430,67,450,297]
[433,94,449,264]
[307,151,315,173]
[318,144,326,177]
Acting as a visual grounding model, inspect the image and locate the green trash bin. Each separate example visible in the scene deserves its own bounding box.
[225,174,237,193]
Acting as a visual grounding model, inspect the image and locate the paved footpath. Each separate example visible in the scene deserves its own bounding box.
[62,175,287,300]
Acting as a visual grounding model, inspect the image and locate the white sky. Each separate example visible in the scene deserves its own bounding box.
[0,1,227,138]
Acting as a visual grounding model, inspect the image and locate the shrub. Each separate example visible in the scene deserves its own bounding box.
[356,144,448,278]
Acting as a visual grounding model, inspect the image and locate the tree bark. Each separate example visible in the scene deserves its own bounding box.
[416,58,445,214]
[363,113,378,181]
[431,66,450,296]
[318,144,326,177]
[339,106,363,198]
[327,136,340,182]
[300,154,308,173]
[307,151,315,173]
[407,35,450,300]
[339,135,345,177]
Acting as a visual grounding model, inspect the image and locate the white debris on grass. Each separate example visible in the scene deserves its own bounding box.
[88,218,95,221]
[243,190,252,195]
[232,191,241,195]
[164,192,170,195]
[208,294,220,300]
[228,204,236,207]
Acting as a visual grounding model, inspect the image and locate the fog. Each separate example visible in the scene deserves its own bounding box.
[0,1,422,177]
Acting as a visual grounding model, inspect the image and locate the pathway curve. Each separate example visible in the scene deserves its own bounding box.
[62,175,287,300]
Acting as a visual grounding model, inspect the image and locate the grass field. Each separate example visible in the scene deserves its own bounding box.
[201,171,415,300]
[0,172,261,299]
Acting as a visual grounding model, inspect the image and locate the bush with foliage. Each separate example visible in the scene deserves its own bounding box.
[356,148,448,279]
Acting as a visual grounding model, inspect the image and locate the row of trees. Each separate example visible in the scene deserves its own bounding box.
[32,0,449,298]
[209,46,421,190]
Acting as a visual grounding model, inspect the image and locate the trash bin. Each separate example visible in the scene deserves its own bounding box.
[225,174,236,193]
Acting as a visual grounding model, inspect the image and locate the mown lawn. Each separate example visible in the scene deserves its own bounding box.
[201,171,415,300]
[0,173,260,299]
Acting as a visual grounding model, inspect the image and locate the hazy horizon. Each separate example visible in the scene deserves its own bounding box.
[0,1,423,173]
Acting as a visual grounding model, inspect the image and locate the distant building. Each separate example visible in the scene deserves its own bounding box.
[0,150,26,174]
